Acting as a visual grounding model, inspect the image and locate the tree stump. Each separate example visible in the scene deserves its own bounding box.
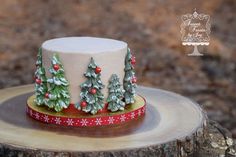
[0,85,235,157]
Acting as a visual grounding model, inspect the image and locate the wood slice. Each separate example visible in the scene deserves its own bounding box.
[0,85,235,157]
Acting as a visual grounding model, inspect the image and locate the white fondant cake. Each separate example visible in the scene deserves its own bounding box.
[42,37,128,104]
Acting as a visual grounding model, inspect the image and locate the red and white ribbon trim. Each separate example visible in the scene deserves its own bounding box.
[26,104,146,127]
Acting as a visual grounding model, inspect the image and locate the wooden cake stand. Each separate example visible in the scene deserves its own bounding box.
[0,85,235,157]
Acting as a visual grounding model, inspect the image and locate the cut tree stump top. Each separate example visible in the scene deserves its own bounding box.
[0,85,204,154]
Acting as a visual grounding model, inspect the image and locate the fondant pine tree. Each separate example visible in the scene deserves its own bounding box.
[76,57,104,115]
[123,48,137,104]
[107,74,125,112]
[45,54,70,112]
[34,48,48,105]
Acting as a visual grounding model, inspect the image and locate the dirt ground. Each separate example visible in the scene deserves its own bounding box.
[0,0,236,139]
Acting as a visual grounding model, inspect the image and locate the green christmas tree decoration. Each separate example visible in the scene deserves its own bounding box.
[123,48,137,104]
[107,74,125,112]
[45,54,70,112]
[34,48,48,105]
[75,57,105,115]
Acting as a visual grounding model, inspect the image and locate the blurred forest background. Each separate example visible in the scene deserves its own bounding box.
[0,0,235,139]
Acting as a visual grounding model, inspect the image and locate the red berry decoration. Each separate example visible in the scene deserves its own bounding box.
[90,88,97,94]
[104,103,108,109]
[131,56,136,65]
[45,92,50,98]
[35,78,42,84]
[95,67,101,74]
[132,77,137,83]
[53,64,60,71]
[80,101,87,108]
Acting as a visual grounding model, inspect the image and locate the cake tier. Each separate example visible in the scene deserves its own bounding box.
[42,37,127,104]
[27,95,146,127]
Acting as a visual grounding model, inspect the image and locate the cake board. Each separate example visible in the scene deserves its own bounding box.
[26,95,146,127]
[0,85,235,157]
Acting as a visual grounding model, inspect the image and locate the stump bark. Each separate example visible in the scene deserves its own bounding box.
[0,85,235,157]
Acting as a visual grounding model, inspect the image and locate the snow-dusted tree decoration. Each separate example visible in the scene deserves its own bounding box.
[34,48,48,105]
[107,74,125,112]
[45,54,70,112]
[123,48,137,104]
[75,57,105,115]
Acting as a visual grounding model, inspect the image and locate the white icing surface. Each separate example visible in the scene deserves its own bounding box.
[42,37,127,103]
[42,37,127,54]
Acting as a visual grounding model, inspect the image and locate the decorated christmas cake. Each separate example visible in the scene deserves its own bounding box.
[27,37,146,127]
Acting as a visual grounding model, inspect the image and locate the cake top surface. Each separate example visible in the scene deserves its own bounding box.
[42,37,127,54]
